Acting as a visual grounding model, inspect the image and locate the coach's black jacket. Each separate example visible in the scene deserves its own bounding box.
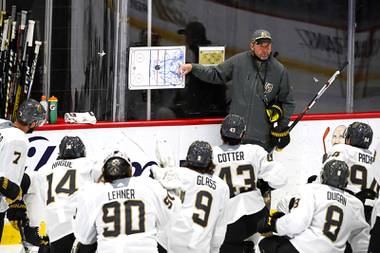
[191,51,295,151]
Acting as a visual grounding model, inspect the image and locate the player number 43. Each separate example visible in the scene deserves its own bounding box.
[219,164,256,196]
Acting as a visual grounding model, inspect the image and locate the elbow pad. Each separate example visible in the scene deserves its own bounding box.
[0,177,22,201]
[257,179,274,196]
[20,173,31,196]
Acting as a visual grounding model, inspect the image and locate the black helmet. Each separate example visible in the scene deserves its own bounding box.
[58,136,86,159]
[17,99,46,126]
[186,141,213,168]
[221,114,246,140]
[345,122,373,149]
[321,159,349,189]
[102,151,132,182]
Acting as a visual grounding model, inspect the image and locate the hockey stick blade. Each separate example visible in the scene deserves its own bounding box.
[17,221,28,252]
[322,127,330,163]
[338,61,349,73]
[322,126,330,155]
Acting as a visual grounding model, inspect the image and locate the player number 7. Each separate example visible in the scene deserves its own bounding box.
[13,151,22,164]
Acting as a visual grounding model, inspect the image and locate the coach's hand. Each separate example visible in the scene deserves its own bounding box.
[266,103,283,123]
[178,63,193,75]
[271,126,290,151]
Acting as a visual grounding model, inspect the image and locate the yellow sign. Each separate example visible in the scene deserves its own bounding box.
[199,46,225,66]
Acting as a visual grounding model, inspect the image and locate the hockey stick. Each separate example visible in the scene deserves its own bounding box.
[11,10,28,121]
[0,0,5,116]
[17,221,28,253]
[288,61,348,132]
[22,19,35,97]
[269,62,348,155]
[322,127,330,162]
[26,21,41,99]
[0,17,8,117]
[4,6,17,119]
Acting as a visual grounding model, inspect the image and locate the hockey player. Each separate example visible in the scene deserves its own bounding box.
[370,198,380,253]
[73,150,178,253]
[0,99,46,241]
[166,140,230,253]
[212,114,287,253]
[35,136,100,252]
[257,159,370,253]
[327,122,376,194]
[326,122,377,221]
[368,142,380,253]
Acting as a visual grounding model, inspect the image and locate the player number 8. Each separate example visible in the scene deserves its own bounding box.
[323,205,344,242]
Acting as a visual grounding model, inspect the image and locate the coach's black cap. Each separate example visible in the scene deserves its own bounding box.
[251,29,272,44]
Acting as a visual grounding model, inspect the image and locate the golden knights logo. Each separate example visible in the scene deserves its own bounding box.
[260,31,270,39]
[264,82,273,94]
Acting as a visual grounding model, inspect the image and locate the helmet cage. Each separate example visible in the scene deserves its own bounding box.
[102,151,132,182]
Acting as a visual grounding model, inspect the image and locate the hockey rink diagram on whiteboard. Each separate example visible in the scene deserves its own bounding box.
[128,46,186,90]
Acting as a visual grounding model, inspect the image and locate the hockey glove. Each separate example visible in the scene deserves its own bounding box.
[266,103,283,123]
[24,224,49,246]
[0,177,22,203]
[271,126,290,151]
[257,211,285,234]
[6,200,27,225]
[307,175,318,184]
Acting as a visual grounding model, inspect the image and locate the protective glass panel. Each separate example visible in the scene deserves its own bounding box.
[353,0,380,112]
[16,0,378,122]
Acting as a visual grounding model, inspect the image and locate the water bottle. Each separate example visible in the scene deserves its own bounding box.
[48,96,58,124]
[40,95,49,124]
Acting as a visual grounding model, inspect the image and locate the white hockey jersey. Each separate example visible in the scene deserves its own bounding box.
[0,119,28,212]
[370,142,380,225]
[36,157,100,242]
[276,183,370,253]
[213,143,286,223]
[73,176,177,253]
[167,167,230,253]
[372,198,380,229]
[327,143,378,194]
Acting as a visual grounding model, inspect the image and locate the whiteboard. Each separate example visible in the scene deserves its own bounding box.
[128,46,186,90]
